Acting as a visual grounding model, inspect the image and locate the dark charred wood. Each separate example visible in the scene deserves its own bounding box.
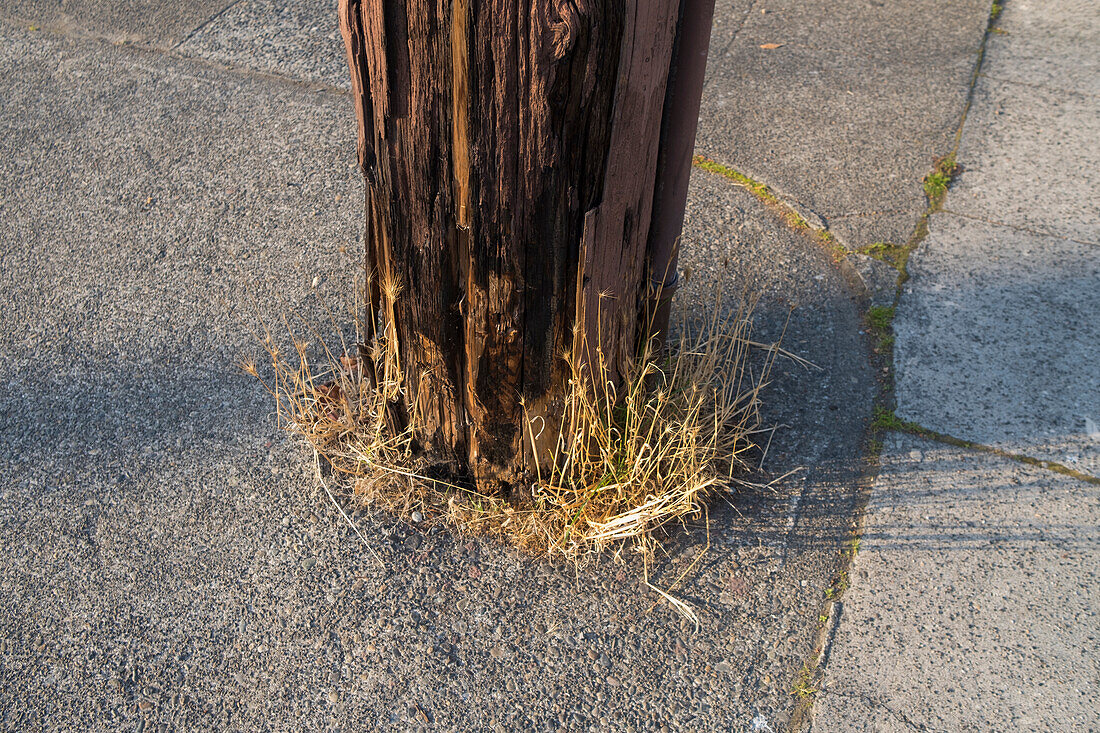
[339,0,683,494]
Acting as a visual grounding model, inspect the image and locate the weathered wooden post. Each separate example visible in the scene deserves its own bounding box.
[339,0,715,494]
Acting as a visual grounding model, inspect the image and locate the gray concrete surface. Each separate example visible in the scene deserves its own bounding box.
[0,0,227,45]
[812,434,1099,731]
[697,0,992,251]
[0,10,875,730]
[816,0,1100,729]
[946,77,1100,244]
[177,0,347,88]
[895,0,1100,477]
[848,253,898,309]
[173,0,993,256]
[897,215,1100,476]
[985,0,1100,97]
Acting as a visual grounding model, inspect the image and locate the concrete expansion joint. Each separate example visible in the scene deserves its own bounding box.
[691,156,849,255]
[817,600,841,668]
[874,412,1100,486]
[165,46,351,96]
[0,11,350,96]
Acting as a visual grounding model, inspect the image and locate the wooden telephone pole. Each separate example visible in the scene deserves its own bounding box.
[339,0,715,494]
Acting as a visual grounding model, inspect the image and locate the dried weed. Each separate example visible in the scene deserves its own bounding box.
[244,274,782,625]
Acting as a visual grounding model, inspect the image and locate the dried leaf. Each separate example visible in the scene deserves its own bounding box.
[759,43,784,49]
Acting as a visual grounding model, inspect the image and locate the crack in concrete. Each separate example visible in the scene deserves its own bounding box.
[878,418,1100,486]
[938,207,1100,247]
[711,0,762,75]
[690,157,849,257]
[814,687,930,732]
[782,8,1014,730]
[977,72,1100,100]
[0,12,350,96]
[171,0,246,51]
[828,209,911,221]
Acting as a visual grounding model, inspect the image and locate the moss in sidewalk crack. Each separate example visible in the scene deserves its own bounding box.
[791,664,819,699]
[923,153,958,207]
[692,155,775,200]
[858,151,960,298]
[789,11,1025,731]
[872,406,914,432]
[857,241,907,271]
[867,305,895,356]
[691,155,849,260]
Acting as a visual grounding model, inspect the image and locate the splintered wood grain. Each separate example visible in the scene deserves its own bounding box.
[449,0,471,229]
[341,0,680,491]
[576,0,681,385]
[338,0,374,172]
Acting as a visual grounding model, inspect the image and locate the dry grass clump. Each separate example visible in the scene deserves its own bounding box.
[243,280,784,619]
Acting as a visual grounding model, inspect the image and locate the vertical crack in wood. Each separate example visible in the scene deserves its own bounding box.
[384,0,411,118]
[338,0,374,173]
[361,0,390,137]
[450,0,471,230]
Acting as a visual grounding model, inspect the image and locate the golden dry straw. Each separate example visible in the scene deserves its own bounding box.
[243,274,782,624]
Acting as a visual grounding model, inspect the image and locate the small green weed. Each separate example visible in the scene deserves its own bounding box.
[791,666,819,699]
[923,154,958,205]
[867,305,894,332]
[859,241,907,270]
[867,305,896,353]
[872,406,908,432]
[991,1,1003,21]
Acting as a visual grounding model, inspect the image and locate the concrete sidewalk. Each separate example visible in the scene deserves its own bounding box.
[812,0,1100,729]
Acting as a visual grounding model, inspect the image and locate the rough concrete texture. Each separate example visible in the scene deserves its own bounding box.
[680,170,875,489]
[987,0,1100,97]
[817,0,1100,729]
[148,0,996,253]
[0,15,875,731]
[812,434,1100,731]
[696,0,991,250]
[896,214,1100,475]
[848,253,898,310]
[894,0,1100,477]
[0,0,226,45]
[945,76,1100,244]
[177,0,348,89]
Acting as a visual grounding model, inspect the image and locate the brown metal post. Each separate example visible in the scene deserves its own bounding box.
[646,0,718,352]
